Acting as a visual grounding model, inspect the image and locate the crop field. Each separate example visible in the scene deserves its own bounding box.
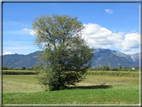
[3,70,140,105]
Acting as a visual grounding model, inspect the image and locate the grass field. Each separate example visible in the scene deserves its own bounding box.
[3,70,140,105]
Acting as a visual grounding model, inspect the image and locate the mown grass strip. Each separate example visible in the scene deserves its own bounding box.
[86,71,139,77]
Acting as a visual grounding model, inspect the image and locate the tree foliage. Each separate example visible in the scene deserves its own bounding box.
[102,66,110,71]
[32,14,94,91]
[120,65,122,69]
[22,67,26,70]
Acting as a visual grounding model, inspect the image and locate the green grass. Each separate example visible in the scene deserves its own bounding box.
[86,71,139,77]
[83,75,139,85]
[3,75,43,93]
[3,85,139,104]
[3,71,140,104]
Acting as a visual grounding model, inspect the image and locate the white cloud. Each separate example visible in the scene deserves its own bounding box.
[3,46,39,55]
[115,33,140,51]
[82,23,123,48]
[22,28,30,31]
[4,46,36,50]
[41,42,47,46]
[22,28,32,32]
[4,28,36,36]
[82,23,140,52]
[3,52,15,55]
[41,42,61,49]
[105,9,113,14]
[23,28,37,36]
[22,28,36,36]
[30,30,36,35]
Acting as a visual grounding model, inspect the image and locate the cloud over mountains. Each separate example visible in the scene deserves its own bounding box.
[82,23,140,53]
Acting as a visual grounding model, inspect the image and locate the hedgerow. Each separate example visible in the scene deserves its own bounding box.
[3,71,38,75]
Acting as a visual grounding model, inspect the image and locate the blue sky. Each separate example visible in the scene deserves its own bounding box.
[3,3,140,55]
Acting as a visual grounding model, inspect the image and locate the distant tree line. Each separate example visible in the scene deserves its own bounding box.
[2,65,139,72]
[2,66,39,71]
[88,65,139,71]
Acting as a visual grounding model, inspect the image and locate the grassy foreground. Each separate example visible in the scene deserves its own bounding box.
[3,85,139,104]
[3,71,139,104]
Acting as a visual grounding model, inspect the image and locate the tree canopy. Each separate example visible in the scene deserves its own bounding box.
[32,14,94,91]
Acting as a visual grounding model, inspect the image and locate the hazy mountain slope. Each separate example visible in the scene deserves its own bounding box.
[3,54,25,67]
[129,52,139,64]
[3,51,42,68]
[91,49,139,68]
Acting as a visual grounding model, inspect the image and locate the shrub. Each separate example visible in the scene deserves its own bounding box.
[22,67,26,70]
[111,68,118,71]
[102,66,110,71]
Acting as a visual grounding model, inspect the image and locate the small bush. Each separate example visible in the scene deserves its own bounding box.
[22,67,26,70]
[111,68,118,71]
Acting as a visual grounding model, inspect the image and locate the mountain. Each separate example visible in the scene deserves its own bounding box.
[129,52,139,64]
[91,49,139,68]
[2,49,139,68]
[3,51,42,68]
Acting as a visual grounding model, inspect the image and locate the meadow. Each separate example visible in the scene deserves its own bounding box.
[3,70,140,105]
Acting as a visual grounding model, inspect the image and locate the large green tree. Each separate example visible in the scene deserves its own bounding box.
[32,14,94,91]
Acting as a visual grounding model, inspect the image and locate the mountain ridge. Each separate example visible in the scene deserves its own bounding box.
[2,49,139,68]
